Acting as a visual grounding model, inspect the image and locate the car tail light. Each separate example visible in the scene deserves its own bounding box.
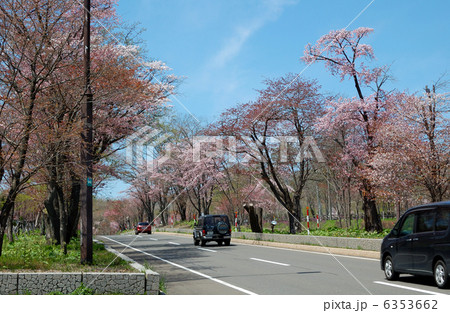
[202,230,206,236]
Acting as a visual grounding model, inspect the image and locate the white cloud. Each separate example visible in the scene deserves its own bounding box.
[208,0,297,69]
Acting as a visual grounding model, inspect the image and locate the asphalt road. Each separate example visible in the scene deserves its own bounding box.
[99,233,450,295]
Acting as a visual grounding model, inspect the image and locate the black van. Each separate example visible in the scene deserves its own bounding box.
[381,201,450,288]
[193,214,231,246]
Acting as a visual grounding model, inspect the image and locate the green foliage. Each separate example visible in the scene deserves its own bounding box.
[173,220,196,229]
[0,231,133,272]
[70,283,95,295]
[159,275,167,295]
[237,219,391,238]
[302,226,390,238]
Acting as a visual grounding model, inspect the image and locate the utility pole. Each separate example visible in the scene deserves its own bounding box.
[81,0,93,264]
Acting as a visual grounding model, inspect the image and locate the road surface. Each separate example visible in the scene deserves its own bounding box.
[99,233,450,295]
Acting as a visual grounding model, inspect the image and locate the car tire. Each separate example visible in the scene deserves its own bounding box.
[201,239,206,246]
[217,240,223,246]
[384,256,399,281]
[194,239,200,246]
[224,239,231,246]
[434,260,449,289]
[216,222,228,235]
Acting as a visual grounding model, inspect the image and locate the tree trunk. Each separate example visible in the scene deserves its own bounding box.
[176,199,187,221]
[0,198,16,256]
[56,183,67,254]
[362,194,383,232]
[288,212,297,234]
[243,204,263,233]
[44,185,61,244]
[65,178,81,242]
[6,206,14,243]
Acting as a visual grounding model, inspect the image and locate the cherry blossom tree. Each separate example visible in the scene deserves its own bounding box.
[214,74,325,233]
[0,0,175,254]
[372,83,449,203]
[303,27,389,232]
[0,0,87,255]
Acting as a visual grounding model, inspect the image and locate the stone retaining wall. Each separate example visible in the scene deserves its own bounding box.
[157,227,382,251]
[0,271,159,295]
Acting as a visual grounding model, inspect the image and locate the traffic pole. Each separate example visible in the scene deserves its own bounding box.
[234,211,238,232]
[80,0,93,265]
[306,207,310,235]
[316,214,320,229]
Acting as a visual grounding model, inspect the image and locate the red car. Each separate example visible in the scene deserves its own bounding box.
[135,222,152,234]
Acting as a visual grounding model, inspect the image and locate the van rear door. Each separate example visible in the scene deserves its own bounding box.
[411,209,436,274]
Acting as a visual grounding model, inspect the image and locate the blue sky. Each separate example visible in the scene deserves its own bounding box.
[99,0,450,198]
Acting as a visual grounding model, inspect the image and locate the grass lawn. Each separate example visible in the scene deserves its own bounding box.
[0,231,137,272]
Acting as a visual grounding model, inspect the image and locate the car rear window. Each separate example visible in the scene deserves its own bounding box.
[436,209,450,231]
[204,216,229,226]
[138,222,149,226]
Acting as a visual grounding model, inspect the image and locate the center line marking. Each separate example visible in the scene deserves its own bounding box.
[373,281,446,295]
[197,248,217,253]
[250,258,290,267]
[168,242,181,246]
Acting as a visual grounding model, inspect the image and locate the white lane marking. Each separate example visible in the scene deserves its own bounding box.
[148,238,158,241]
[168,242,181,246]
[250,257,290,267]
[197,248,217,253]
[101,236,257,295]
[236,242,379,262]
[374,281,446,295]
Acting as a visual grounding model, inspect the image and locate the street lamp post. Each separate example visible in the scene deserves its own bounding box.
[81,0,93,264]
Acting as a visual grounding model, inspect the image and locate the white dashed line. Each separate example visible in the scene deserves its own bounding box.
[168,242,181,246]
[374,281,446,295]
[250,258,290,267]
[197,248,217,253]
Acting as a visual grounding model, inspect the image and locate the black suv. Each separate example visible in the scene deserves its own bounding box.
[193,214,231,246]
[381,201,450,288]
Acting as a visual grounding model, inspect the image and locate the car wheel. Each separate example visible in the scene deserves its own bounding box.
[384,256,399,281]
[135,232,138,235]
[216,222,228,235]
[224,239,231,246]
[201,239,206,246]
[434,260,449,289]
[217,240,223,246]
[194,239,200,246]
